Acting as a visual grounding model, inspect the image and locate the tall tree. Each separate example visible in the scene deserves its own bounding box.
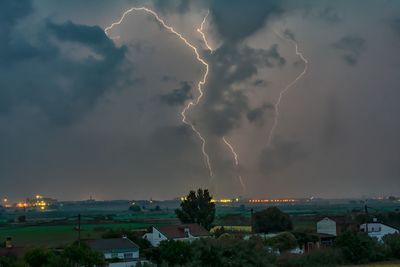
[252,207,293,233]
[175,189,215,230]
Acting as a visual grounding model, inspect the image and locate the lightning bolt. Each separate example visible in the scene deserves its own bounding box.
[197,11,245,193]
[222,137,239,165]
[222,136,246,193]
[105,7,213,178]
[197,10,213,52]
[266,30,309,147]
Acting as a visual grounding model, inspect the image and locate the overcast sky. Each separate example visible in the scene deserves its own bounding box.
[1,0,400,201]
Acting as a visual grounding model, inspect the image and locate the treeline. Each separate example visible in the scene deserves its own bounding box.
[142,231,400,267]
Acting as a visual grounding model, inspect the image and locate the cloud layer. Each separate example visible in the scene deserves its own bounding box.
[1,0,400,200]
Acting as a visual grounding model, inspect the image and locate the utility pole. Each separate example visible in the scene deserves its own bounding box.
[250,208,254,234]
[364,204,369,234]
[78,214,81,245]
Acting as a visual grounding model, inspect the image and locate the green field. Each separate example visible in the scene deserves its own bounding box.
[0,223,149,247]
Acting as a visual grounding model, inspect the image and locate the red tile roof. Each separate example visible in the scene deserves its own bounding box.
[0,247,27,258]
[155,224,209,239]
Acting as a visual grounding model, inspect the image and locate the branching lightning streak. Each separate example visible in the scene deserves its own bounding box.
[197,11,245,193]
[222,137,238,166]
[266,30,309,147]
[105,7,213,178]
[197,10,213,52]
[222,136,246,192]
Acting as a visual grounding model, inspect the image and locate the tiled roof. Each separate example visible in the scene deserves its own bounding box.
[0,247,27,258]
[156,224,209,239]
[86,238,139,253]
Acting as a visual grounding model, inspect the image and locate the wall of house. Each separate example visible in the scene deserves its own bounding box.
[317,218,337,236]
[144,227,168,247]
[360,223,399,241]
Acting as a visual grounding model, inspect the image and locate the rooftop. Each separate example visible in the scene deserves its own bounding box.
[86,238,139,253]
[156,224,209,239]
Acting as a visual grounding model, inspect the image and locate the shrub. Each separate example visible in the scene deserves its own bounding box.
[383,233,400,259]
[277,248,344,267]
[252,207,293,234]
[334,230,386,264]
[265,232,298,253]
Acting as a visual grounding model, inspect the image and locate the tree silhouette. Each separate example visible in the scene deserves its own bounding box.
[175,189,215,230]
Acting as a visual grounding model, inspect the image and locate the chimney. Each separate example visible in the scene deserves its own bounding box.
[184,227,190,238]
[5,237,12,248]
[373,218,378,223]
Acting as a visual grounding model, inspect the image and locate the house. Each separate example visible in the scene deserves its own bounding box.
[143,224,209,247]
[316,217,337,247]
[317,217,337,236]
[360,219,399,241]
[86,237,143,267]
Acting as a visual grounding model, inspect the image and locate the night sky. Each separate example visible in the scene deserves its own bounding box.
[1,0,400,201]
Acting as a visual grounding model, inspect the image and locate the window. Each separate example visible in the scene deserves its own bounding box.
[124,252,133,259]
[111,253,118,258]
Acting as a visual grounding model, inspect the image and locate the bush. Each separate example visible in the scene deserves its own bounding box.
[334,230,386,264]
[265,232,298,253]
[159,240,192,266]
[252,207,293,234]
[189,236,276,267]
[277,248,344,267]
[383,233,400,259]
[24,248,50,267]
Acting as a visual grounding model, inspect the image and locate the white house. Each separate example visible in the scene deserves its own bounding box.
[360,220,399,241]
[143,224,209,247]
[86,237,143,267]
[317,217,337,236]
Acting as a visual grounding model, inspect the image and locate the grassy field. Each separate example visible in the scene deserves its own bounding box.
[0,223,149,247]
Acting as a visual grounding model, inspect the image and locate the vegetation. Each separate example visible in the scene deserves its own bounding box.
[265,232,298,253]
[175,189,215,230]
[382,233,400,259]
[334,230,386,264]
[252,207,293,234]
[0,242,106,267]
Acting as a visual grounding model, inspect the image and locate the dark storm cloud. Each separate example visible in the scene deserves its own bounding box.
[252,79,269,87]
[209,0,283,43]
[200,43,285,136]
[390,18,400,36]
[320,93,344,150]
[332,35,366,65]
[2,0,400,200]
[0,0,127,125]
[259,138,307,176]
[302,6,341,24]
[151,0,190,14]
[0,0,32,33]
[0,0,40,66]
[160,81,193,106]
[247,103,274,124]
[283,29,296,41]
